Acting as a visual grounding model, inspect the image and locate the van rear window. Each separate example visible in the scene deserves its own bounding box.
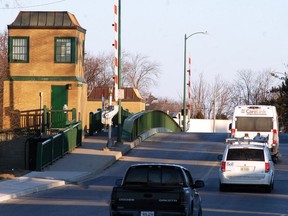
[235,117,273,132]
[227,149,264,161]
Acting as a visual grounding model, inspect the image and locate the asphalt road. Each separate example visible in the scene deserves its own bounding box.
[0,132,288,216]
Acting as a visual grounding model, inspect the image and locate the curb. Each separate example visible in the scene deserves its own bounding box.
[0,177,65,202]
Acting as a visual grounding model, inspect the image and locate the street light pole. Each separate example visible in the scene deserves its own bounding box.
[183,31,207,132]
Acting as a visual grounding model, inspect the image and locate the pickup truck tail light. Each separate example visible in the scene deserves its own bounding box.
[221,162,226,172]
[265,163,270,173]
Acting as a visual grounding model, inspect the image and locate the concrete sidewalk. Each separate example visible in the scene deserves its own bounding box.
[0,134,138,203]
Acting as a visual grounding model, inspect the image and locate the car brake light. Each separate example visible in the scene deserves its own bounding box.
[272,129,277,144]
[231,129,235,137]
[221,162,226,172]
[265,163,270,173]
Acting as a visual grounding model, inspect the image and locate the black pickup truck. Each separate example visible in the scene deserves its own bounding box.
[110,164,205,216]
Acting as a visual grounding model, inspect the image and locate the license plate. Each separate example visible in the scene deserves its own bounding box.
[140,211,154,216]
[240,167,249,171]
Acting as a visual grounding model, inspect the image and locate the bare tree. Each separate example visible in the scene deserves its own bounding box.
[189,73,209,118]
[253,70,275,104]
[188,73,233,119]
[0,30,8,80]
[147,97,182,113]
[122,53,160,98]
[232,69,275,105]
[0,30,8,130]
[84,52,161,98]
[206,76,233,119]
[84,52,114,94]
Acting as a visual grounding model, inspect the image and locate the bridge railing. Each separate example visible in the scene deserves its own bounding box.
[0,107,78,142]
[89,109,103,135]
[44,106,77,129]
[28,122,82,171]
[122,110,182,141]
[112,108,132,126]
[88,107,132,136]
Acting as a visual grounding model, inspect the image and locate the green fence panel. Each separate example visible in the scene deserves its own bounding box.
[36,138,52,170]
[53,133,64,160]
[36,140,43,171]
[89,110,103,135]
[33,122,82,171]
[77,123,82,146]
[51,111,67,128]
[42,139,53,168]
[62,130,69,153]
[63,126,77,152]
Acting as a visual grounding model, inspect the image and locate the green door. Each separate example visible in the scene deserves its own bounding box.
[51,85,68,128]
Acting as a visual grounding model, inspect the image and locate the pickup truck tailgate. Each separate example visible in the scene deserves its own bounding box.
[110,186,187,212]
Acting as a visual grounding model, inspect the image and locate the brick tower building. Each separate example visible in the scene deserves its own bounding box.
[2,11,87,129]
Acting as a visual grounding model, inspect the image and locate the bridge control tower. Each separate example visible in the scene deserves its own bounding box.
[2,11,87,130]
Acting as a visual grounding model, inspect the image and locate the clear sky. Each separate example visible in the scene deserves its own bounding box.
[1,0,288,100]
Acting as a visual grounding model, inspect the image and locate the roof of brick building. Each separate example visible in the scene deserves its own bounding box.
[88,87,145,102]
[8,11,86,32]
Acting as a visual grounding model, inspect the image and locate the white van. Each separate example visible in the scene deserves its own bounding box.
[229,105,279,161]
[218,143,275,192]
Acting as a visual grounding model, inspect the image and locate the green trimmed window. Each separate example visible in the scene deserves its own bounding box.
[55,37,78,63]
[9,37,29,63]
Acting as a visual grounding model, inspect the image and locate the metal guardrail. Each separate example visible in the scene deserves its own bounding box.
[28,122,82,171]
[0,107,78,142]
[25,110,180,170]
[19,108,42,132]
[45,106,76,129]
[89,109,103,136]
[88,107,132,136]
[112,108,132,126]
[122,110,182,141]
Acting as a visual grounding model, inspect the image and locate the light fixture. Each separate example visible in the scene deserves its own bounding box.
[66,84,72,90]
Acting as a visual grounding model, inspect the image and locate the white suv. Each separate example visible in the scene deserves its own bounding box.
[218,144,275,192]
